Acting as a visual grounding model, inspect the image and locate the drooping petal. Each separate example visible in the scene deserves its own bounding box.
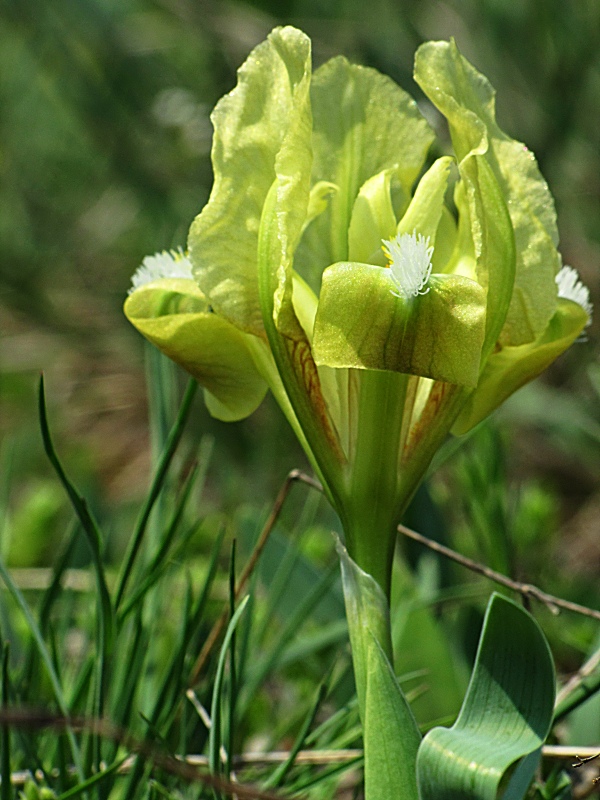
[313,263,486,387]
[187,26,312,337]
[124,279,268,421]
[415,40,559,345]
[452,298,590,434]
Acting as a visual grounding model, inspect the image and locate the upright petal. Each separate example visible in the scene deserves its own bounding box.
[295,57,434,290]
[256,43,347,493]
[188,27,312,337]
[415,40,559,345]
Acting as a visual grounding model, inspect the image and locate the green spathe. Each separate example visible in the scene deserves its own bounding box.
[338,543,421,800]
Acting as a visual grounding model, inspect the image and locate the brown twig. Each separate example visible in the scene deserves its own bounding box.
[555,646,600,709]
[6,728,598,789]
[572,751,600,794]
[0,709,290,799]
[397,523,600,622]
[188,469,322,686]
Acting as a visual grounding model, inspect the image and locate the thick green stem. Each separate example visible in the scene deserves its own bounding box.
[341,369,409,599]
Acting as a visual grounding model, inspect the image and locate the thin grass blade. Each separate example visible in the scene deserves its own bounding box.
[0,559,84,780]
[114,378,198,609]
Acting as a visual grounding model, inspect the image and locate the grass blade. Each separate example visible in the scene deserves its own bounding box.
[56,756,128,800]
[38,377,113,654]
[0,558,84,780]
[263,680,328,789]
[117,466,200,623]
[114,378,197,609]
[1,644,10,800]
[209,596,250,783]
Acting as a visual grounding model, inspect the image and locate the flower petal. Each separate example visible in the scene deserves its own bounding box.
[295,57,434,290]
[124,279,268,421]
[313,264,486,387]
[397,156,453,244]
[453,298,590,434]
[188,26,312,336]
[415,40,560,345]
[347,168,398,265]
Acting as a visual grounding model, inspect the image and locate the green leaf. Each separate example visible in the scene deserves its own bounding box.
[188,26,312,336]
[338,543,421,800]
[417,593,555,800]
[414,40,559,346]
[296,56,434,288]
[124,279,268,421]
[313,265,486,387]
[453,298,589,434]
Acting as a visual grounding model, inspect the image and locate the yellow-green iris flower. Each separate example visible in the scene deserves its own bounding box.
[124,27,591,596]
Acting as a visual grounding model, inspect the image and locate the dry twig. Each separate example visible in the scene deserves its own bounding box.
[397,524,600,622]
[188,469,322,686]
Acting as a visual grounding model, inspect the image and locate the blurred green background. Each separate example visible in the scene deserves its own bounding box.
[1,0,599,568]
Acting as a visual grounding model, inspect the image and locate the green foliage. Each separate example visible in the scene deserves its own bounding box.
[338,544,421,799]
[0,359,599,799]
[417,594,555,800]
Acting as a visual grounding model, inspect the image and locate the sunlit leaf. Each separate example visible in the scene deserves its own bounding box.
[417,593,555,800]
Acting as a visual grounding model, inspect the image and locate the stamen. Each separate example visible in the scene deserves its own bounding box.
[129,248,193,294]
[556,266,592,326]
[382,230,434,300]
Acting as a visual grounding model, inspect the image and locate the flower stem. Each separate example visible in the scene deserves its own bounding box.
[342,369,409,599]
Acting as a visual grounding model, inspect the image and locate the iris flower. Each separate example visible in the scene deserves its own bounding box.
[125,27,590,597]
